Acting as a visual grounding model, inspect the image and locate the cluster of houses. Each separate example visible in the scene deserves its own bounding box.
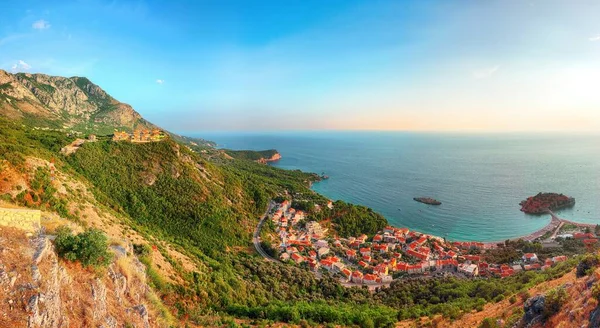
[269,201,571,286]
[112,128,165,142]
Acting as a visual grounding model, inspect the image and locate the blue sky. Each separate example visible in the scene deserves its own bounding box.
[2,0,600,132]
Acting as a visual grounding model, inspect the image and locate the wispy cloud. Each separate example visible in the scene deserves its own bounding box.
[11,60,32,72]
[156,79,164,84]
[589,35,600,42]
[472,65,499,79]
[32,19,51,30]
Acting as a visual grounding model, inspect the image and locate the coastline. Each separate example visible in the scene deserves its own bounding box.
[310,178,595,246]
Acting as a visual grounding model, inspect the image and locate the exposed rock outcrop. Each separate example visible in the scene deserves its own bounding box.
[520,295,546,328]
[0,69,151,134]
[0,227,161,327]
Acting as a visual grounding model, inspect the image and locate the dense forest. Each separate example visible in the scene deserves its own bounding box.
[309,200,389,237]
[225,149,279,161]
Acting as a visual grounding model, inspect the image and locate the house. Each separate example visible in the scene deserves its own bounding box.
[458,264,479,277]
[552,256,567,263]
[373,234,383,242]
[280,253,290,261]
[373,244,388,254]
[388,258,397,268]
[362,255,372,263]
[351,271,364,284]
[346,249,357,260]
[374,263,389,276]
[315,240,329,249]
[357,234,368,243]
[327,201,334,209]
[112,131,130,141]
[318,247,330,257]
[291,253,304,264]
[464,255,481,262]
[332,262,346,273]
[396,228,409,236]
[320,259,334,271]
[349,241,362,249]
[383,235,398,243]
[416,236,428,245]
[341,268,353,281]
[406,249,428,261]
[308,250,317,259]
[383,226,395,234]
[306,221,324,236]
[522,253,539,262]
[574,232,596,240]
[395,262,408,272]
[380,275,393,283]
[280,200,291,211]
[363,274,379,285]
[360,247,372,256]
[329,256,341,263]
[358,261,369,269]
[309,260,320,272]
[435,259,458,271]
[407,263,425,274]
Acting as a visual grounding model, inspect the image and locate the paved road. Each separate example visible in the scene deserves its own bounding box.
[253,202,278,262]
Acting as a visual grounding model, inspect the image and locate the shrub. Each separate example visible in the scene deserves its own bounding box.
[133,243,152,258]
[543,287,567,319]
[54,226,112,268]
[478,317,499,328]
[576,254,599,278]
[592,283,600,302]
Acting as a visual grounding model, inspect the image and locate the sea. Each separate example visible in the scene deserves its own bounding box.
[193,131,600,242]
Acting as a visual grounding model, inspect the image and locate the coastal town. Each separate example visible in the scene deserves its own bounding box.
[260,200,598,287]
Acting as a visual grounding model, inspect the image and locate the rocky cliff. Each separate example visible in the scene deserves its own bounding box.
[0,70,153,134]
[0,226,161,328]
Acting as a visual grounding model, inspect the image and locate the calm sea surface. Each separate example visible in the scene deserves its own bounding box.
[194,131,600,242]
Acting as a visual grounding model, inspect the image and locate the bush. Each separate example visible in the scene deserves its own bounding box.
[576,254,599,278]
[133,243,152,258]
[592,283,600,302]
[543,287,567,319]
[478,317,498,328]
[54,226,112,268]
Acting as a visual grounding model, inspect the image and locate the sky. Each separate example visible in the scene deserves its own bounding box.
[1,0,600,132]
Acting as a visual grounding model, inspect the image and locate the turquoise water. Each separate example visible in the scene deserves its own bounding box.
[195,131,600,242]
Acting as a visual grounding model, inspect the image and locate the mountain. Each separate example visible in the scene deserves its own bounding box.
[0,69,154,134]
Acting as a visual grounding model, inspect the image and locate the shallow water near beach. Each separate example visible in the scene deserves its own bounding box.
[196,131,600,242]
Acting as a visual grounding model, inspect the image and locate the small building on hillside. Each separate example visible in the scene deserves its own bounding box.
[522,253,539,262]
[112,131,130,141]
[459,263,479,277]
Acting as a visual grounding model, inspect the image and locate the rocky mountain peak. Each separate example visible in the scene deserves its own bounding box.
[0,69,150,134]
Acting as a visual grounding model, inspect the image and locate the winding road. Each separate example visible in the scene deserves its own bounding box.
[253,201,278,262]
